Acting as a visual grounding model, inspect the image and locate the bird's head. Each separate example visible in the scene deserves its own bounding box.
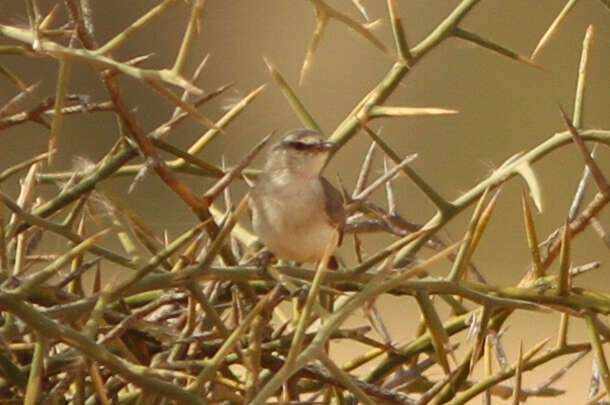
[264,129,334,178]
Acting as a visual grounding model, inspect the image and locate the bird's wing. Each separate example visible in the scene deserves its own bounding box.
[320,177,346,245]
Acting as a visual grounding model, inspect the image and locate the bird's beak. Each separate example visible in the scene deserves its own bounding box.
[318,141,335,151]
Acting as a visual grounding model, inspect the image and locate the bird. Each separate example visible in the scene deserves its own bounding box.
[249,129,346,264]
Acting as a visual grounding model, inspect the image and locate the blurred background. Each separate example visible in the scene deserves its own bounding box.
[1,0,609,402]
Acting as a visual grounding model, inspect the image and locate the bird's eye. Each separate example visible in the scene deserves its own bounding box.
[290,141,312,151]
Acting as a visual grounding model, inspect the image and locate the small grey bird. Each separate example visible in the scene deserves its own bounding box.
[250,129,345,264]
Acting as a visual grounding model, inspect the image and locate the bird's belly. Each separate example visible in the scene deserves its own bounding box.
[252,190,337,263]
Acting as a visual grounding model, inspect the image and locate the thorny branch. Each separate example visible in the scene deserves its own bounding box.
[0,1,607,405]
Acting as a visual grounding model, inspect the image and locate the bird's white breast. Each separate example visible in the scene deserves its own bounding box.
[251,177,337,263]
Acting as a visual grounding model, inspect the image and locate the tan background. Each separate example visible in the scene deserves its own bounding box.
[1,0,609,403]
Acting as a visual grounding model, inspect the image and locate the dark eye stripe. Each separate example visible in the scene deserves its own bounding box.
[289,141,317,151]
